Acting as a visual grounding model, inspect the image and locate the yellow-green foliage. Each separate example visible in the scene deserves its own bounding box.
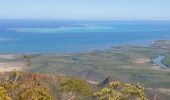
[0,81,52,100]
[94,81,148,100]
[0,86,11,100]
[59,78,93,99]
[0,70,52,100]
[0,70,149,100]
[18,85,52,100]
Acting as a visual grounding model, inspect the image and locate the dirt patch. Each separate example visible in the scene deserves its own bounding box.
[134,58,151,64]
[0,54,16,59]
[0,62,24,72]
[159,88,170,95]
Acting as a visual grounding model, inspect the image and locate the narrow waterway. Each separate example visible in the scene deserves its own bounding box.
[152,55,167,69]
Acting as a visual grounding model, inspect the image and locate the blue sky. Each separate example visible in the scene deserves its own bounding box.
[0,0,170,20]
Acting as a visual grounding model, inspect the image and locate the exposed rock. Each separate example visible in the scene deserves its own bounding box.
[98,76,113,87]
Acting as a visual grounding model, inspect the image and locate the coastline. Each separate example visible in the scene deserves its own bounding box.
[1,40,170,98]
[0,40,170,72]
[0,54,24,72]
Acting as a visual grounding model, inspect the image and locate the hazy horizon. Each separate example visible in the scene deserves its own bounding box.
[0,0,170,20]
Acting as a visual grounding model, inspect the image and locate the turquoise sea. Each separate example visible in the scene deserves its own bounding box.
[0,20,170,53]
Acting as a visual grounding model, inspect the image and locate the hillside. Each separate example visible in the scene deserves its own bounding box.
[0,71,168,100]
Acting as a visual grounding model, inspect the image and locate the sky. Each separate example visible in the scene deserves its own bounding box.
[0,0,170,20]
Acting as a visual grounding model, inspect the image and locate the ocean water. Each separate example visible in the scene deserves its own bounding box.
[0,20,170,53]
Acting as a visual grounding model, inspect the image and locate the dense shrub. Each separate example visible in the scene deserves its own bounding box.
[94,81,148,100]
[0,70,52,100]
[0,70,148,100]
[59,78,93,99]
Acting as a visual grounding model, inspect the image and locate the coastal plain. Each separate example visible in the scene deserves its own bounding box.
[0,40,170,98]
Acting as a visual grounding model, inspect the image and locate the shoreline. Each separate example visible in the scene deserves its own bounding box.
[0,54,25,72]
[0,62,24,72]
[0,40,169,72]
[0,39,160,54]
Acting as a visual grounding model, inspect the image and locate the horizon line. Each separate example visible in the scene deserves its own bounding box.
[0,19,170,21]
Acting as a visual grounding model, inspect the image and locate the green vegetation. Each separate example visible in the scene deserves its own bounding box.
[0,70,149,100]
[152,40,170,50]
[94,81,147,100]
[0,71,52,100]
[18,46,170,89]
[162,52,170,67]
[59,78,93,99]
[0,40,170,99]
[0,86,10,100]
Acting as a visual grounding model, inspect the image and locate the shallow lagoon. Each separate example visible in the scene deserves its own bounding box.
[0,20,170,53]
[152,55,167,69]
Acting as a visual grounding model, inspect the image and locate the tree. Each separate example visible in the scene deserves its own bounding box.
[11,69,22,81]
[23,55,32,67]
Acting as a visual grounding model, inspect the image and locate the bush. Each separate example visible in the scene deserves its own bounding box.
[59,78,93,99]
[94,81,148,100]
[0,70,52,100]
